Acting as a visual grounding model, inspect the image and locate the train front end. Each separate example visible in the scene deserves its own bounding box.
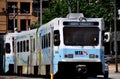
[53,14,108,79]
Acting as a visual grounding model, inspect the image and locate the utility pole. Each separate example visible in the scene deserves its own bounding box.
[77,0,79,13]
[12,4,18,74]
[25,11,29,30]
[12,5,17,32]
[40,0,42,26]
[66,0,71,13]
[113,0,119,73]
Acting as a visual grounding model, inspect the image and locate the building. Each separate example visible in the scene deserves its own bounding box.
[0,0,7,33]
[0,0,39,33]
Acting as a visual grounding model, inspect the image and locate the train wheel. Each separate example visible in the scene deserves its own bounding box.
[8,64,14,75]
[104,71,108,78]
[92,74,97,78]
[34,66,38,75]
[17,66,22,76]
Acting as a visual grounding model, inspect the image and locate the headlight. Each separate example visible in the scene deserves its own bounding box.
[65,54,73,58]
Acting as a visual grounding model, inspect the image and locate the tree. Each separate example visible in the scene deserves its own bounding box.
[43,0,68,23]
[77,0,114,31]
[30,21,40,29]
[30,0,114,31]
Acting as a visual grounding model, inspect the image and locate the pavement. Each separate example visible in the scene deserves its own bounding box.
[0,64,120,79]
[109,63,120,74]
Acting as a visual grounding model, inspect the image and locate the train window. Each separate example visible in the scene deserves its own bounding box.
[45,35,48,48]
[33,38,35,51]
[5,43,11,53]
[12,38,14,53]
[20,41,22,52]
[63,27,99,46]
[44,35,45,48]
[46,34,48,48]
[26,40,29,52]
[17,42,20,53]
[42,36,44,48]
[23,41,25,52]
[41,33,51,49]
[54,30,60,46]
[25,40,27,52]
[48,33,50,47]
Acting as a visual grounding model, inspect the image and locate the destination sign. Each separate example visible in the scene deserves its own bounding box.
[63,22,99,26]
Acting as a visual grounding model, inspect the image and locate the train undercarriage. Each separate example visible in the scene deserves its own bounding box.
[54,62,108,79]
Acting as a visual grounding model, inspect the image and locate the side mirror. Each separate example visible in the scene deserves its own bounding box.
[54,30,60,46]
[104,32,111,42]
[5,43,11,53]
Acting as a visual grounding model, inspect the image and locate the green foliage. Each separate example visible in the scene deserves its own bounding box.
[77,0,114,31]
[43,0,68,23]
[30,0,114,31]
[30,21,40,29]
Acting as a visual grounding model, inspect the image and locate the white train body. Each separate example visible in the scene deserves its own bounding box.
[37,13,108,78]
[0,13,108,78]
[3,29,38,75]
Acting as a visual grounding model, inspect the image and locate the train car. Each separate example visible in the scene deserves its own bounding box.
[3,32,17,74]
[3,29,38,75]
[37,13,109,79]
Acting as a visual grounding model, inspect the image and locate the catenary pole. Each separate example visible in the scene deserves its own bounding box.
[40,0,42,26]
[113,0,119,73]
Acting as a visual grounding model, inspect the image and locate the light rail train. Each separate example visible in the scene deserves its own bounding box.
[0,13,109,79]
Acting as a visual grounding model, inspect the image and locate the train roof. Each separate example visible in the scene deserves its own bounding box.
[5,29,37,38]
[38,13,104,33]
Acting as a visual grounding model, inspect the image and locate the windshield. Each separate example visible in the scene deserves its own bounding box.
[63,27,99,46]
